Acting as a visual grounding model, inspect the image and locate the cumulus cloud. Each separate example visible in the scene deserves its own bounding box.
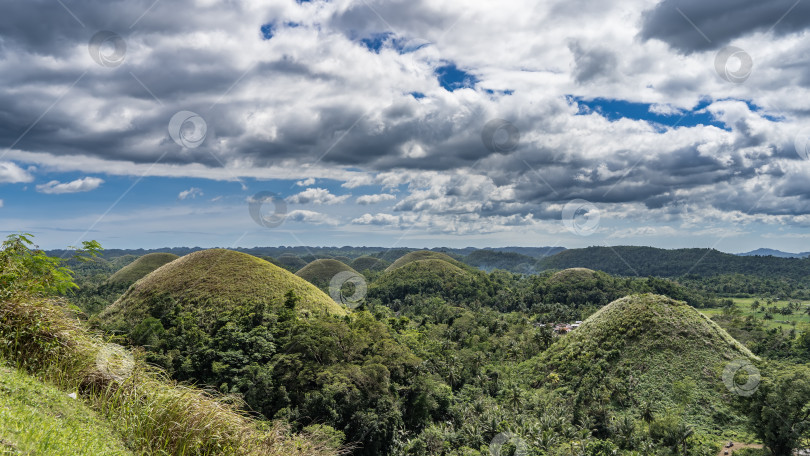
[36,177,104,194]
[649,104,684,116]
[286,188,350,205]
[640,0,810,53]
[352,213,400,225]
[3,0,810,246]
[356,193,396,205]
[286,210,340,225]
[178,187,203,200]
[0,162,34,184]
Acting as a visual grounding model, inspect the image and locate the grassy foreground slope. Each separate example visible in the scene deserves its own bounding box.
[0,364,132,455]
[0,297,339,456]
[106,252,179,286]
[532,294,757,430]
[99,249,347,332]
[295,258,359,292]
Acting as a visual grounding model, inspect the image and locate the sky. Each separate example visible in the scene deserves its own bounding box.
[1,0,810,252]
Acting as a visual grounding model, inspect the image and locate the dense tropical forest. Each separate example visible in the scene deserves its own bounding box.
[2,235,809,455]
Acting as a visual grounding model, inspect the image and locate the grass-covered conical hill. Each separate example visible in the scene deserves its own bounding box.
[98,249,347,333]
[295,258,359,292]
[106,252,179,286]
[540,267,629,309]
[547,267,599,284]
[350,255,388,271]
[384,250,468,272]
[530,294,757,427]
[369,258,493,306]
[272,253,308,272]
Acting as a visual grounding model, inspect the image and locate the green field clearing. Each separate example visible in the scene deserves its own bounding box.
[701,297,810,332]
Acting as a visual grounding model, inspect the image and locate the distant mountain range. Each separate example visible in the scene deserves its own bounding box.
[735,248,810,258]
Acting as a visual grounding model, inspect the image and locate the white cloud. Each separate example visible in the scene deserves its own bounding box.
[356,193,396,205]
[286,188,350,205]
[352,213,400,226]
[648,104,684,116]
[0,162,33,184]
[3,0,810,248]
[178,187,204,200]
[35,177,103,194]
[286,210,340,225]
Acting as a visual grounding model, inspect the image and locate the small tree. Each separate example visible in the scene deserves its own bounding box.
[0,233,101,300]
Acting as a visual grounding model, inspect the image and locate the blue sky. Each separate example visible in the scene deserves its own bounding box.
[2,0,810,252]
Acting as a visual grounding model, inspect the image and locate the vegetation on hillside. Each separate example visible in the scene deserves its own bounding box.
[350,256,389,272]
[462,249,538,273]
[0,364,133,455]
[0,234,340,456]
[531,295,755,431]
[384,250,469,272]
[539,246,810,284]
[106,252,179,286]
[22,238,807,455]
[369,259,493,307]
[99,249,347,333]
[295,258,360,292]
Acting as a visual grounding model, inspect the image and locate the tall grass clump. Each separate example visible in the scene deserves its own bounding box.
[0,233,343,456]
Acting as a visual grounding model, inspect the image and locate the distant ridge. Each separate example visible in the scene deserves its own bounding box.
[736,248,810,258]
[538,245,810,279]
[47,245,565,262]
[482,246,566,258]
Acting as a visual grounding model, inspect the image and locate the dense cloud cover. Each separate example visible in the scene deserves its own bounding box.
[2,0,810,247]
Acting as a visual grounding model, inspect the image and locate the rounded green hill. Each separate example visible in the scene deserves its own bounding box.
[370,258,485,304]
[350,256,388,271]
[384,250,467,272]
[98,249,347,332]
[272,254,308,272]
[295,258,359,292]
[106,252,179,286]
[547,267,598,284]
[534,294,757,426]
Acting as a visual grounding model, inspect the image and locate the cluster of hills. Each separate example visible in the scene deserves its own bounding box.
[54,244,810,280]
[4,240,809,455]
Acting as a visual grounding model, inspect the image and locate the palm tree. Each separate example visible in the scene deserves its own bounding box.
[673,423,694,456]
[537,326,553,349]
[503,383,524,410]
[640,401,655,423]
